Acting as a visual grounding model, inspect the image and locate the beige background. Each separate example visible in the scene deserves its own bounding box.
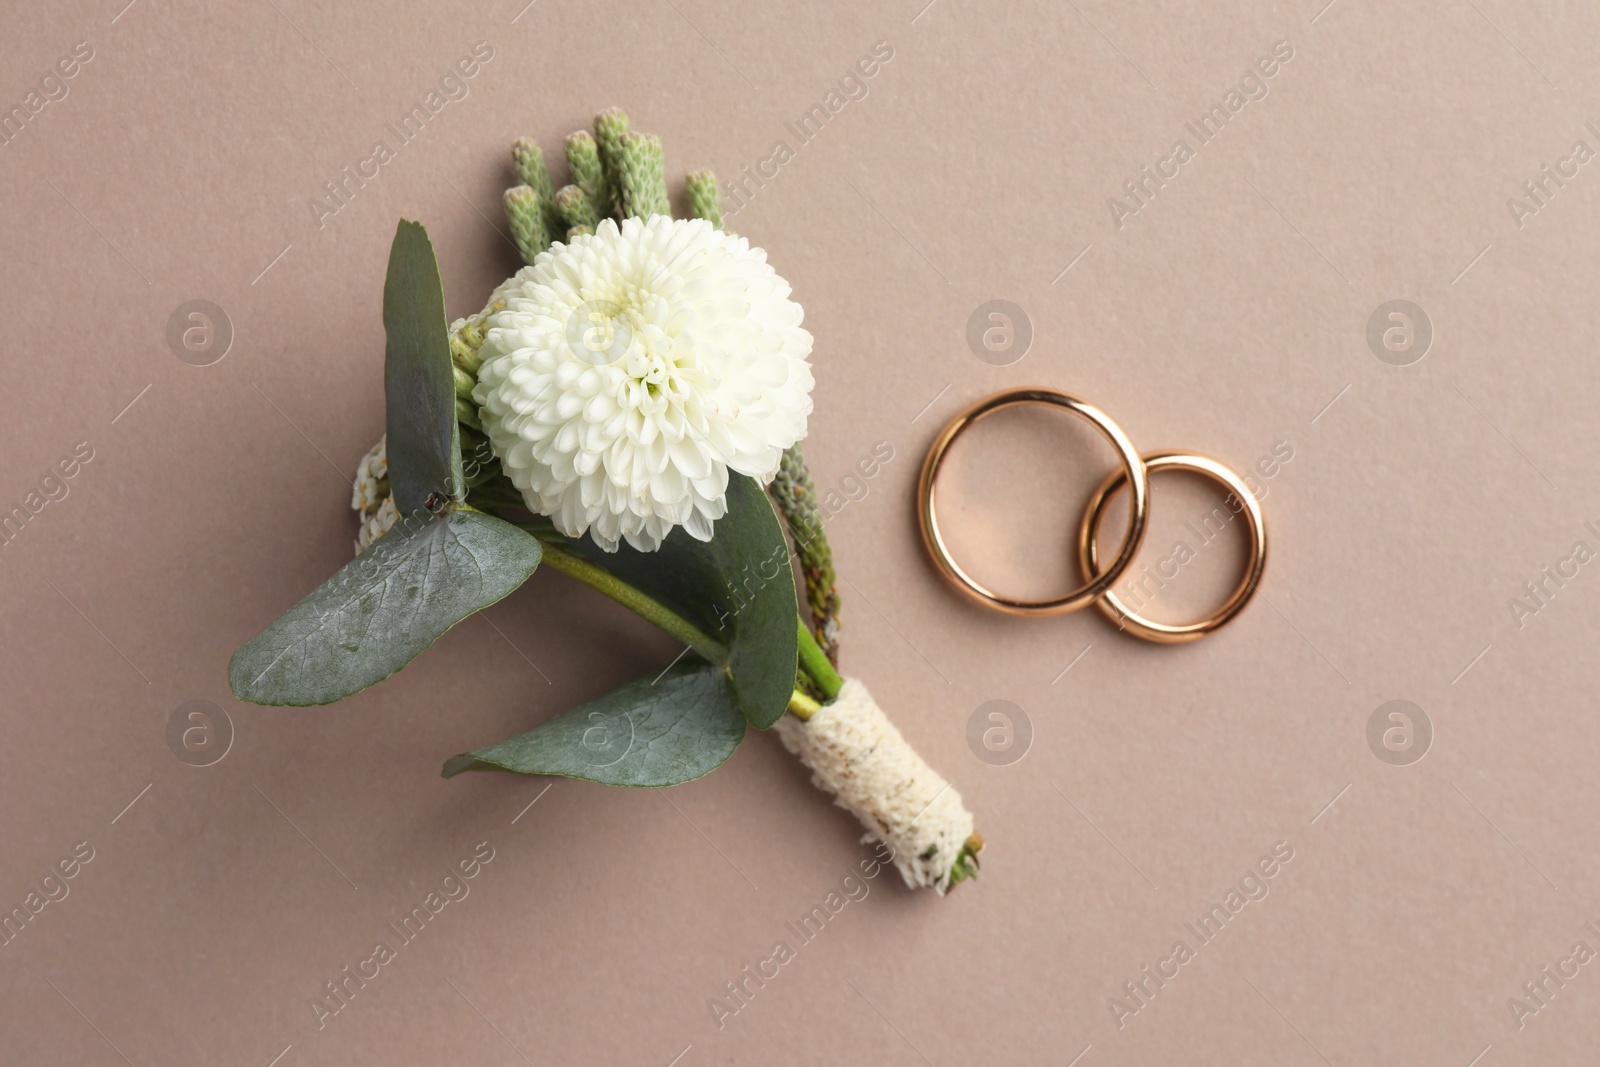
[3,0,1599,1063]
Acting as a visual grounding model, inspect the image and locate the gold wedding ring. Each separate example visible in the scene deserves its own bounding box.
[916,388,1150,616]
[918,390,1268,643]
[1077,451,1267,643]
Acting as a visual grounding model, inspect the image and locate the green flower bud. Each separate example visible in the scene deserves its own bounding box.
[563,130,611,221]
[593,107,632,216]
[503,184,550,265]
[555,184,601,230]
[511,137,563,236]
[685,170,724,229]
[616,131,670,219]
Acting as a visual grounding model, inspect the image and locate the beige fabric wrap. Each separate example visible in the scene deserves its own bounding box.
[775,677,974,893]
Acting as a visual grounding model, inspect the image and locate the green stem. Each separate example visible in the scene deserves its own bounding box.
[512,523,841,716]
[796,619,842,700]
[787,690,821,720]
[527,533,726,665]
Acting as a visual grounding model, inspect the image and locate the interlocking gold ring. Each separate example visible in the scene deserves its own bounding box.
[1078,451,1267,643]
[917,388,1150,616]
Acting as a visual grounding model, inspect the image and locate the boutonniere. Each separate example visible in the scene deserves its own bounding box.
[232,109,981,893]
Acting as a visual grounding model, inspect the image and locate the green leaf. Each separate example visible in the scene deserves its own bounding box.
[230,510,541,706]
[441,662,745,786]
[568,475,799,728]
[384,219,463,512]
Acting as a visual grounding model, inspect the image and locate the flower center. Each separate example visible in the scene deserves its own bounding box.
[567,297,638,368]
[569,293,692,413]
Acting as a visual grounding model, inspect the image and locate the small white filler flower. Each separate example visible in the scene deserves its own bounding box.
[472,215,815,552]
[351,436,398,553]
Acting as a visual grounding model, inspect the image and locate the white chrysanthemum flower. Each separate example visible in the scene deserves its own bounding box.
[472,215,814,552]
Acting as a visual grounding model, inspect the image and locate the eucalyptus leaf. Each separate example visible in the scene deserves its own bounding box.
[384,219,464,512]
[441,662,745,786]
[230,510,541,706]
[567,475,799,728]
